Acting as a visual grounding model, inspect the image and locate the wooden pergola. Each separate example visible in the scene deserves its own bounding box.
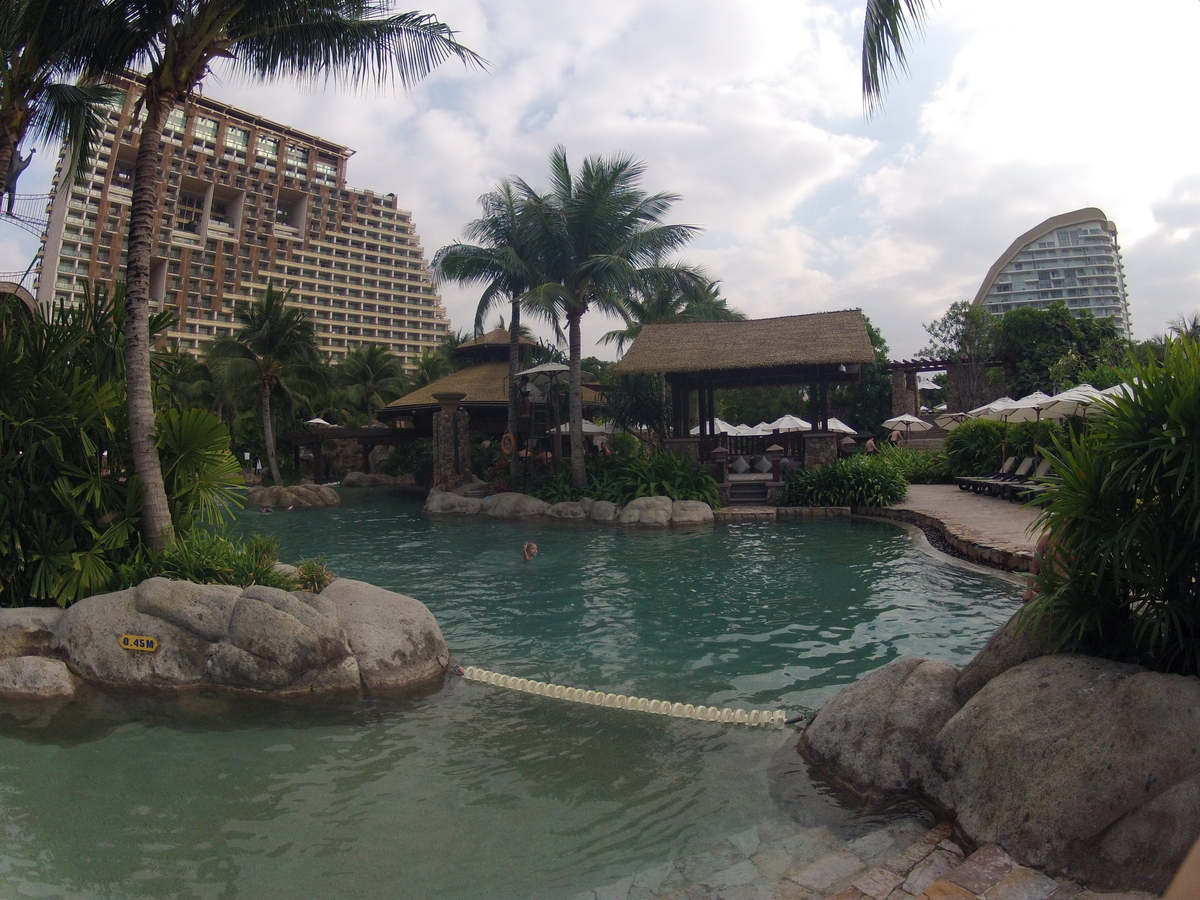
[613,310,876,461]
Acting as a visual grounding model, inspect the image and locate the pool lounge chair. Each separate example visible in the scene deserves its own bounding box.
[969,457,1034,495]
[956,457,1016,492]
[1004,458,1054,502]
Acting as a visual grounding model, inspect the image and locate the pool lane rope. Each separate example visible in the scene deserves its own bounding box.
[459,666,787,730]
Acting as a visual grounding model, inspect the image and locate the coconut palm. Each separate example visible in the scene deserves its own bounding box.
[209,283,325,487]
[409,349,452,389]
[520,146,704,489]
[602,275,743,353]
[0,0,120,188]
[107,1,482,548]
[861,0,929,113]
[338,343,409,422]
[433,179,549,437]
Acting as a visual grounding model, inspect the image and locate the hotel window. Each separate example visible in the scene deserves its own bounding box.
[194,117,218,142]
[257,136,279,162]
[225,126,249,152]
[286,145,308,169]
[165,108,187,134]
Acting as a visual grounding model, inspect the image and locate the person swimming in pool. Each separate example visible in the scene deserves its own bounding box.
[523,542,538,561]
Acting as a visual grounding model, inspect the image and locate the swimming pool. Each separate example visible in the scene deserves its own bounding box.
[0,493,1018,899]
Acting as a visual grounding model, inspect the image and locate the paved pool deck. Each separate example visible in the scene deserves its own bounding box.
[860,485,1042,573]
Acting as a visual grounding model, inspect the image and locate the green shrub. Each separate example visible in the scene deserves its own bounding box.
[610,432,640,457]
[295,557,335,593]
[1025,337,1200,675]
[777,455,907,507]
[942,418,1006,476]
[380,438,433,485]
[1008,419,1062,462]
[526,451,721,507]
[116,531,294,591]
[877,444,950,484]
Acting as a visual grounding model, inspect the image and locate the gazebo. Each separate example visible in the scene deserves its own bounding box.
[613,310,875,467]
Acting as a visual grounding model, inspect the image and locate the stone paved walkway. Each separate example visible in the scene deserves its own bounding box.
[572,820,1156,900]
[861,485,1042,572]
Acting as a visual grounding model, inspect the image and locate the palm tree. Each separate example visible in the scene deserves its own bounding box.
[338,343,408,422]
[409,349,452,389]
[602,275,743,353]
[109,2,482,549]
[209,283,325,486]
[0,0,121,186]
[521,146,704,489]
[861,0,929,113]
[433,179,548,437]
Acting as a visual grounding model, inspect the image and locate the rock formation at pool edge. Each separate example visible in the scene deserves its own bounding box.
[0,577,447,701]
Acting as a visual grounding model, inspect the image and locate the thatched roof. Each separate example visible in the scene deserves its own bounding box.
[382,361,603,413]
[456,328,539,351]
[613,310,875,376]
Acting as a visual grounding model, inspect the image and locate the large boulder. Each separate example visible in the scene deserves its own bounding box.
[0,656,78,700]
[322,578,447,694]
[55,588,211,688]
[246,484,340,509]
[423,488,482,515]
[671,500,715,525]
[929,654,1200,892]
[134,578,241,642]
[619,495,674,526]
[342,472,399,488]
[800,657,961,798]
[954,609,1058,704]
[589,500,618,522]
[481,492,549,518]
[546,501,587,519]
[0,608,62,660]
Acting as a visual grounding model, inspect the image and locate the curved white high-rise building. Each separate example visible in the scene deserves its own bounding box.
[972,207,1132,337]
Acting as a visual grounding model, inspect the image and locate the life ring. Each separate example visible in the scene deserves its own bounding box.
[500,432,516,456]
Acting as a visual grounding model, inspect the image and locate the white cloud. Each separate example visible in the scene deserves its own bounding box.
[7,0,1200,357]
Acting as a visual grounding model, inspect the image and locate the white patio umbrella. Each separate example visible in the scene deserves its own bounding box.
[1039,384,1108,420]
[515,362,569,390]
[305,417,332,427]
[934,412,970,430]
[690,417,741,436]
[767,414,812,433]
[981,391,1055,424]
[555,419,611,435]
[882,414,934,439]
[826,417,858,435]
[967,397,1017,418]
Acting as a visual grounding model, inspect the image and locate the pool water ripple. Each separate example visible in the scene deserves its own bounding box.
[0,492,1020,900]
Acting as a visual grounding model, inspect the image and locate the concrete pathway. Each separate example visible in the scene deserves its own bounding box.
[863,485,1042,572]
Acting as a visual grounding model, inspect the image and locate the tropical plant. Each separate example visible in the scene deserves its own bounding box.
[433,179,548,436]
[600,275,741,352]
[1025,336,1200,675]
[993,303,1127,398]
[209,283,326,487]
[777,455,907,508]
[520,146,705,489]
[295,557,335,593]
[604,374,671,443]
[0,0,121,185]
[116,530,293,592]
[110,1,481,550]
[1007,419,1061,463]
[338,343,409,421]
[876,444,948,484]
[941,418,1006,477]
[409,348,453,388]
[919,300,996,412]
[156,407,245,530]
[830,315,892,435]
[526,451,720,507]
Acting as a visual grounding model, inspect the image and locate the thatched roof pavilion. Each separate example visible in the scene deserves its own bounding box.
[613,310,875,455]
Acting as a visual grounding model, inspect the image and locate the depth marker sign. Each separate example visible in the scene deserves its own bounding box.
[120,634,159,652]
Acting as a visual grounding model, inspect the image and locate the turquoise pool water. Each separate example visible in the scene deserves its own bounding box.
[0,494,1018,899]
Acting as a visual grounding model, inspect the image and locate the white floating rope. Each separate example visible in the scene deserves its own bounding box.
[459,666,787,729]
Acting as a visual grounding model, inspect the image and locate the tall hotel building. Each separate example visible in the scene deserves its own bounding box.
[972,207,1132,338]
[37,76,449,360]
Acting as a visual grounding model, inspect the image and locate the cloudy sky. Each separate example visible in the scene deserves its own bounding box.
[5,0,1199,358]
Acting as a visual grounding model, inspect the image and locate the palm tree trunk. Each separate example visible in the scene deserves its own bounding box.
[507,299,521,437]
[124,89,176,550]
[568,311,586,489]
[261,380,283,486]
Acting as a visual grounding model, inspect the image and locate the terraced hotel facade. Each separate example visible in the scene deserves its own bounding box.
[36,76,449,361]
[972,207,1132,337]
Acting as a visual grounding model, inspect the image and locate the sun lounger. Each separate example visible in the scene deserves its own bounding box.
[1004,458,1054,501]
[971,458,1034,496]
[956,457,1016,492]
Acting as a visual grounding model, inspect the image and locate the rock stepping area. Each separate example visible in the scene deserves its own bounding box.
[572,821,1155,900]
